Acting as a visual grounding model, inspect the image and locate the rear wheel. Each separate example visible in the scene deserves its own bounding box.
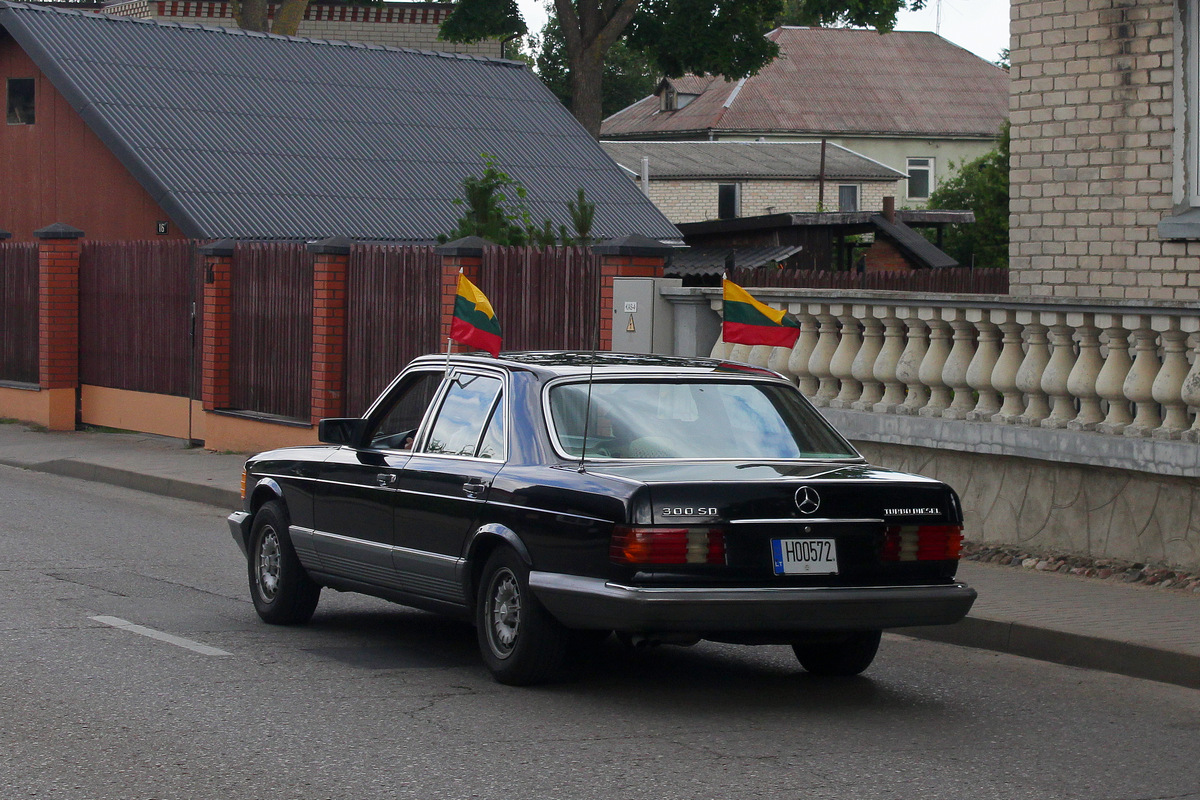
[792,630,881,676]
[476,547,568,685]
[249,500,320,625]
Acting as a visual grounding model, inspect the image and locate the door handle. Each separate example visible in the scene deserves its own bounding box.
[376,473,397,487]
[462,480,488,498]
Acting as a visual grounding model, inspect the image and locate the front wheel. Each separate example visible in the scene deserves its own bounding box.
[248,500,320,625]
[475,548,568,686]
[792,630,882,676]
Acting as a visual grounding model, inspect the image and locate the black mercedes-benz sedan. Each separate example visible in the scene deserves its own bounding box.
[228,352,975,685]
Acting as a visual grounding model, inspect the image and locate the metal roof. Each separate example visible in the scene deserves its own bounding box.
[0,1,679,241]
[601,140,904,181]
[602,27,1008,140]
[667,245,805,277]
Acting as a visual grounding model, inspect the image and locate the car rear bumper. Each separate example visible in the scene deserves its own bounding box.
[528,572,977,633]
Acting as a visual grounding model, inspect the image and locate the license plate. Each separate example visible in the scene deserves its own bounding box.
[772,538,838,575]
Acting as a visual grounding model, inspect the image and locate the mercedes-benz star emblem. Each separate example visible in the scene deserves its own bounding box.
[795,486,821,515]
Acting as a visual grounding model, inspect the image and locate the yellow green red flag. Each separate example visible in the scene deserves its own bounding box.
[451,272,502,357]
[721,279,802,348]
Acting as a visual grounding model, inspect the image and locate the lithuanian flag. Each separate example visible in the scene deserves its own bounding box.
[721,279,801,348]
[451,272,502,357]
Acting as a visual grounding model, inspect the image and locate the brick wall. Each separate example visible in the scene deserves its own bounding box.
[103,1,501,56]
[646,178,901,223]
[1010,0,1199,301]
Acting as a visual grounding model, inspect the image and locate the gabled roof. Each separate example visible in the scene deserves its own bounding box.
[602,27,1008,140]
[600,140,904,181]
[0,1,678,241]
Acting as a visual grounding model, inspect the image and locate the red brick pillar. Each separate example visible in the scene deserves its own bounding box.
[199,240,235,412]
[308,237,350,424]
[592,236,673,351]
[435,236,490,353]
[34,224,84,430]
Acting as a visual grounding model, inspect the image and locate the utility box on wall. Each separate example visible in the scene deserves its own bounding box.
[610,277,682,354]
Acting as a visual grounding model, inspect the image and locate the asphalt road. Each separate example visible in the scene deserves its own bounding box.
[2,464,1198,800]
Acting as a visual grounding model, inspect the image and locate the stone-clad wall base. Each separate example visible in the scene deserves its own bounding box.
[854,440,1200,572]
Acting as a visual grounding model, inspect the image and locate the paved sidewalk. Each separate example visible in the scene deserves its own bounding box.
[1,421,1197,689]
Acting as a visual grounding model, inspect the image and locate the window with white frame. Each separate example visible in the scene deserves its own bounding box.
[907,157,933,200]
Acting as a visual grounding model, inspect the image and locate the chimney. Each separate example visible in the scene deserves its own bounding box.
[883,196,895,223]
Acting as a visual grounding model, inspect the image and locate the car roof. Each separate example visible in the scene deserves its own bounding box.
[408,351,786,381]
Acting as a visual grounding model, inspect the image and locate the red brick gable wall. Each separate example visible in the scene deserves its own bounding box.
[0,38,185,242]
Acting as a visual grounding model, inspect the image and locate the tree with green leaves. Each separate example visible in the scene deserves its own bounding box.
[926,123,1010,271]
[531,16,658,121]
[440,155,597,246]
[441,0,924,138]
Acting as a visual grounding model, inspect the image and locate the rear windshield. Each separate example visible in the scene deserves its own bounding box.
[547,380,858,460]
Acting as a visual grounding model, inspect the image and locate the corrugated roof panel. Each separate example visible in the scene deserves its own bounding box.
[0,1,677,241]
[600,141,904,180]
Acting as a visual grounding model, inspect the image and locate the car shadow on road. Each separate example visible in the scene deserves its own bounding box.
[288,603,943,712]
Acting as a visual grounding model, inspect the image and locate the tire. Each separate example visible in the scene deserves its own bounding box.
[248,500,320,625]
[475,547,569,686]
[792,630,882,676]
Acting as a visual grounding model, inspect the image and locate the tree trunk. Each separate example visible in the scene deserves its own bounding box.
[569,45,605,139]
[272,0,309,36]
[238,0,268,31]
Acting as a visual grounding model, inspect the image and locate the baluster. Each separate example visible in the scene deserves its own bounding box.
[872,307,907,414]
[747,344,774,368]
[1014,313,1050,426]
[990,311,1026,424]
[1039,312,1078,429]
[829,305,864,409]
[896,311,930,416]
[851,307,885,411]
[1066,313,1104,431]
[767,345,795,381]
[726,342,754,364]
[1181,330,1200,443]
[941,309,978,420]
[709,297,729,360]
[1095,314,1134,435]
[1151,316,1190,439]
[966,310,1002,422]
[1122,316,1162,437]
[807,304,840,407]
[788,304,820,397]
[918,309,952,417]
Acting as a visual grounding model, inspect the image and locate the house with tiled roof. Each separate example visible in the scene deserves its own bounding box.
[602,27,1009,206]
[600,140,905,223]
[0,1,677,243]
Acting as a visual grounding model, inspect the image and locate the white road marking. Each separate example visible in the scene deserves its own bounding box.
[89,615,232,657]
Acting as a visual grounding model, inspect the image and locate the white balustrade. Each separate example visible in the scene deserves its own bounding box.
[698,291,1199,445]
[829,305,863,409]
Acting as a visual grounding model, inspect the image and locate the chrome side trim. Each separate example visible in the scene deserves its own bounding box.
[310,528,392,552]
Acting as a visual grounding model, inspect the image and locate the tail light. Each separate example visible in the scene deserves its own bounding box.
[881,524,963,561]
[611,526,726,565]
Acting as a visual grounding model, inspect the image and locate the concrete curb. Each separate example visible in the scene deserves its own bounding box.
[898,618,1200,691]
[0,458,241,509]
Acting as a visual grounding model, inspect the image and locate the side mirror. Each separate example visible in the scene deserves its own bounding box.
[318,418,368,447]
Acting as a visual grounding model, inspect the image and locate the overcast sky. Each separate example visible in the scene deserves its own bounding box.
[516,0,1011,64]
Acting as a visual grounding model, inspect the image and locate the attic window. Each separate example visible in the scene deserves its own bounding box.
[6,78,35,125]
[660,87,677,112]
